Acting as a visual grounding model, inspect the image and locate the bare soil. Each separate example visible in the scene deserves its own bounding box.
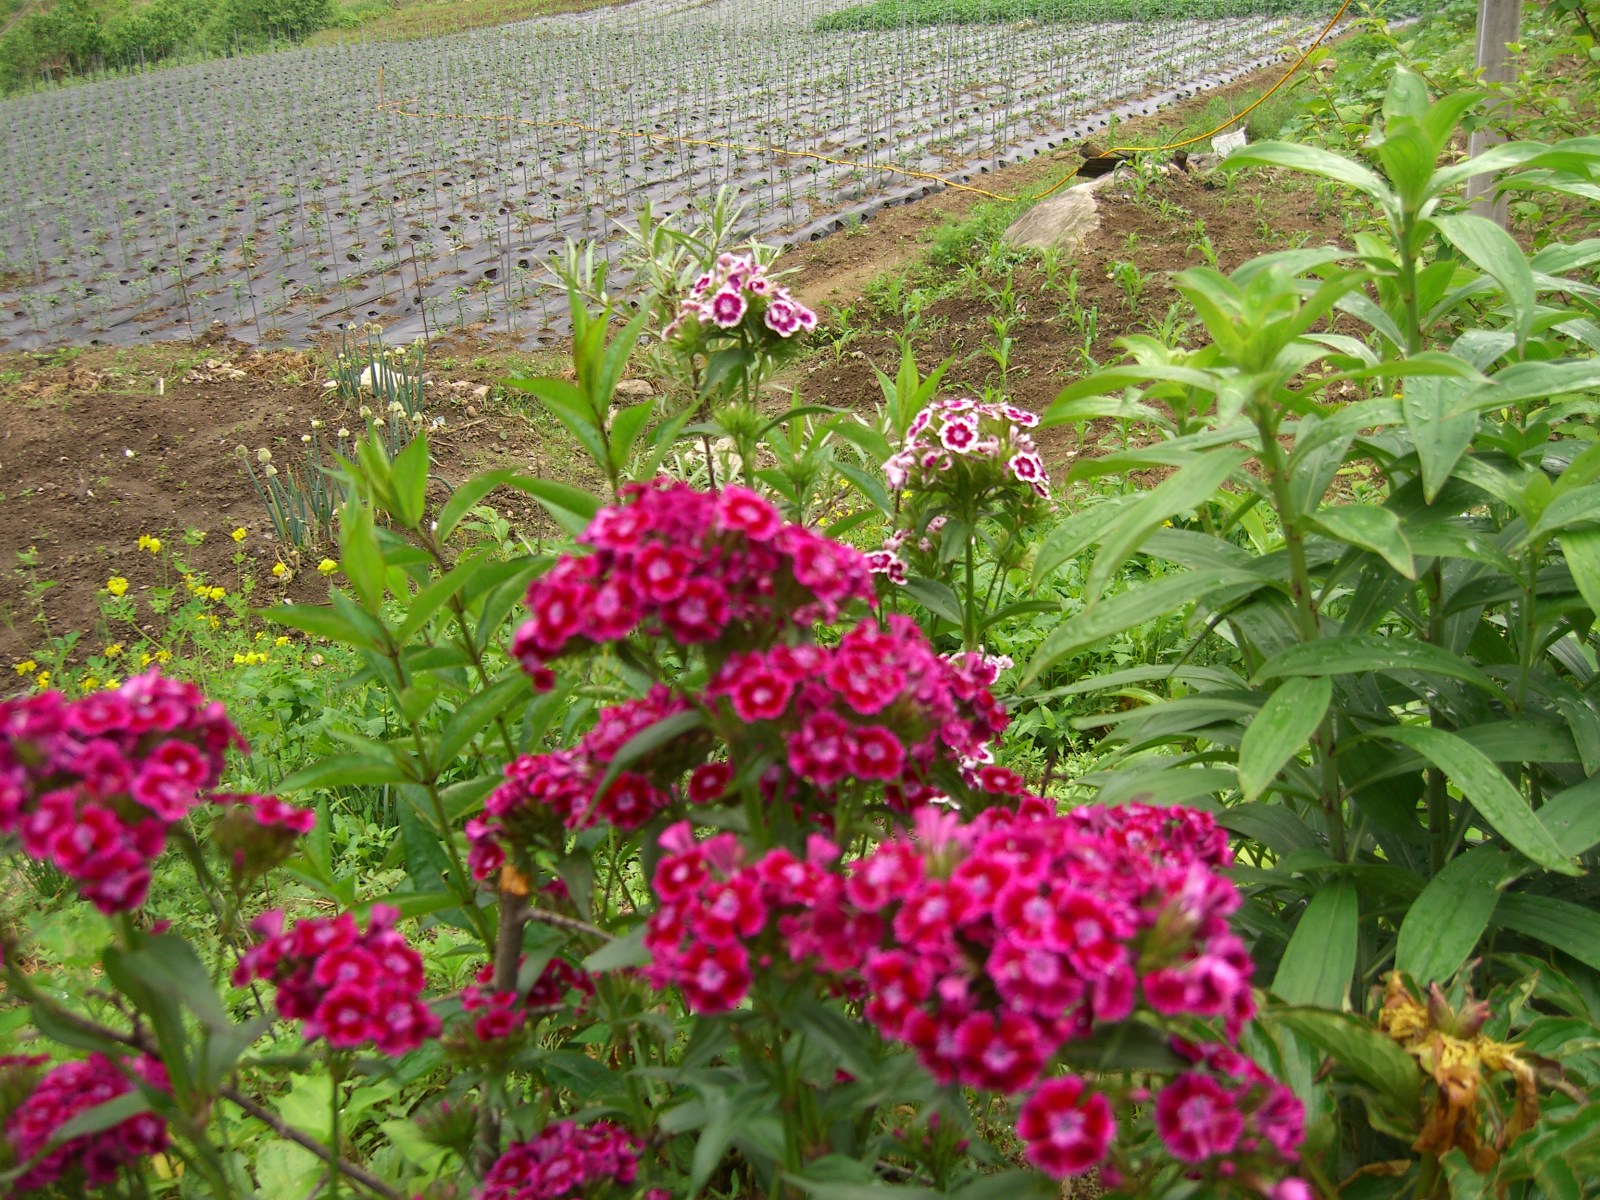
[0,335,572,664]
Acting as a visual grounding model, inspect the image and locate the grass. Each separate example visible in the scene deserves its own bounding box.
[815,0,1328,32]
[312,0,630,43]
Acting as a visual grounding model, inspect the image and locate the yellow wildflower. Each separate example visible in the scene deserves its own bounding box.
[155,649,171,663]
[105,643,123,659]
[231,651,269,666]
[272,562,289,579]
[105,577,130,597]
[140,652,154,666]
[137,534,162,553]
[206,586,226,602]
[103,676,119,689]
[274,635,290,647]
[13,660,36,676]
[81,676,99,692]
[34,671,50,689]
[230,527,247,543]
[317,558,338,575]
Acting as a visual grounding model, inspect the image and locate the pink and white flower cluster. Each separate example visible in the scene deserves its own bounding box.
[884,398,1048,496]
[3,1052,170,1191]
[644,821,846,1012]
[460,955,595,1043]
[0,671,247,912]
[478,1119,641,1200]
[665,253,817,343]
[643,803,1304,1191]
[873,399,1051,584]
[511,482,873,680]
[234,904,440,1055]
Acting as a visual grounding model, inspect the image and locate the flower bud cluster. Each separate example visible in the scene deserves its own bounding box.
[210,792,316,884]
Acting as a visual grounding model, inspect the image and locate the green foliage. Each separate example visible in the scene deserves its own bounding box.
[1032,69,1600,1190]
[815,0,1319,32]
[0,0,332,91]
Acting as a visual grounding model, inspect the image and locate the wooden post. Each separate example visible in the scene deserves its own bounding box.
[1465,0,1524,227]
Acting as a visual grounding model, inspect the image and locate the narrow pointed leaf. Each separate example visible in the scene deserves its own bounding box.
[1272,878,1359,1009]
[1237,677,1332,802]
[1493,893,1600,971]
[1394,847,1514,984]
[1384,726,1578,874]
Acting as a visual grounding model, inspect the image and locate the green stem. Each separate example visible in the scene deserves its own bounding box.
[1256,401,1346,860]
[329,1055,346,1200]
[1424,560,1450,874]
[963,532,978,654]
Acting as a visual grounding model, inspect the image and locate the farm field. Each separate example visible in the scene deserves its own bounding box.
[0,0,1334,350]
[6,0,1600,1196]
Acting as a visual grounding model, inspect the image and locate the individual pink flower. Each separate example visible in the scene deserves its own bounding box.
[1016,1076,1116,1177]
[708,288,747,328]
[1154,1072,1245,1163]
[687,762,733,805]
[939,415,980,453]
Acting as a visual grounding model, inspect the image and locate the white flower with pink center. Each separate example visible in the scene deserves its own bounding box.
[708,288,747,329]
[764,296,803,337]
[1009,452,1045,485]
[884,451,914,490]
[939,414,980,454]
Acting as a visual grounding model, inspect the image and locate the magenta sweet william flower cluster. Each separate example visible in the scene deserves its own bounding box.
[234,904,440,1055]
[643,803,1305,1193]
[0,670,248,912]
[664,252,817,343]
[477,1119,643,1200]
[3,1052,169,1191]
[511,482,873,683]
[840,804,1302,1188]
[468,686,708,880]
[476,623,1012,877]
[643,821,846,1011]
[704,620,1009,806]
[461,955,595,1042]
